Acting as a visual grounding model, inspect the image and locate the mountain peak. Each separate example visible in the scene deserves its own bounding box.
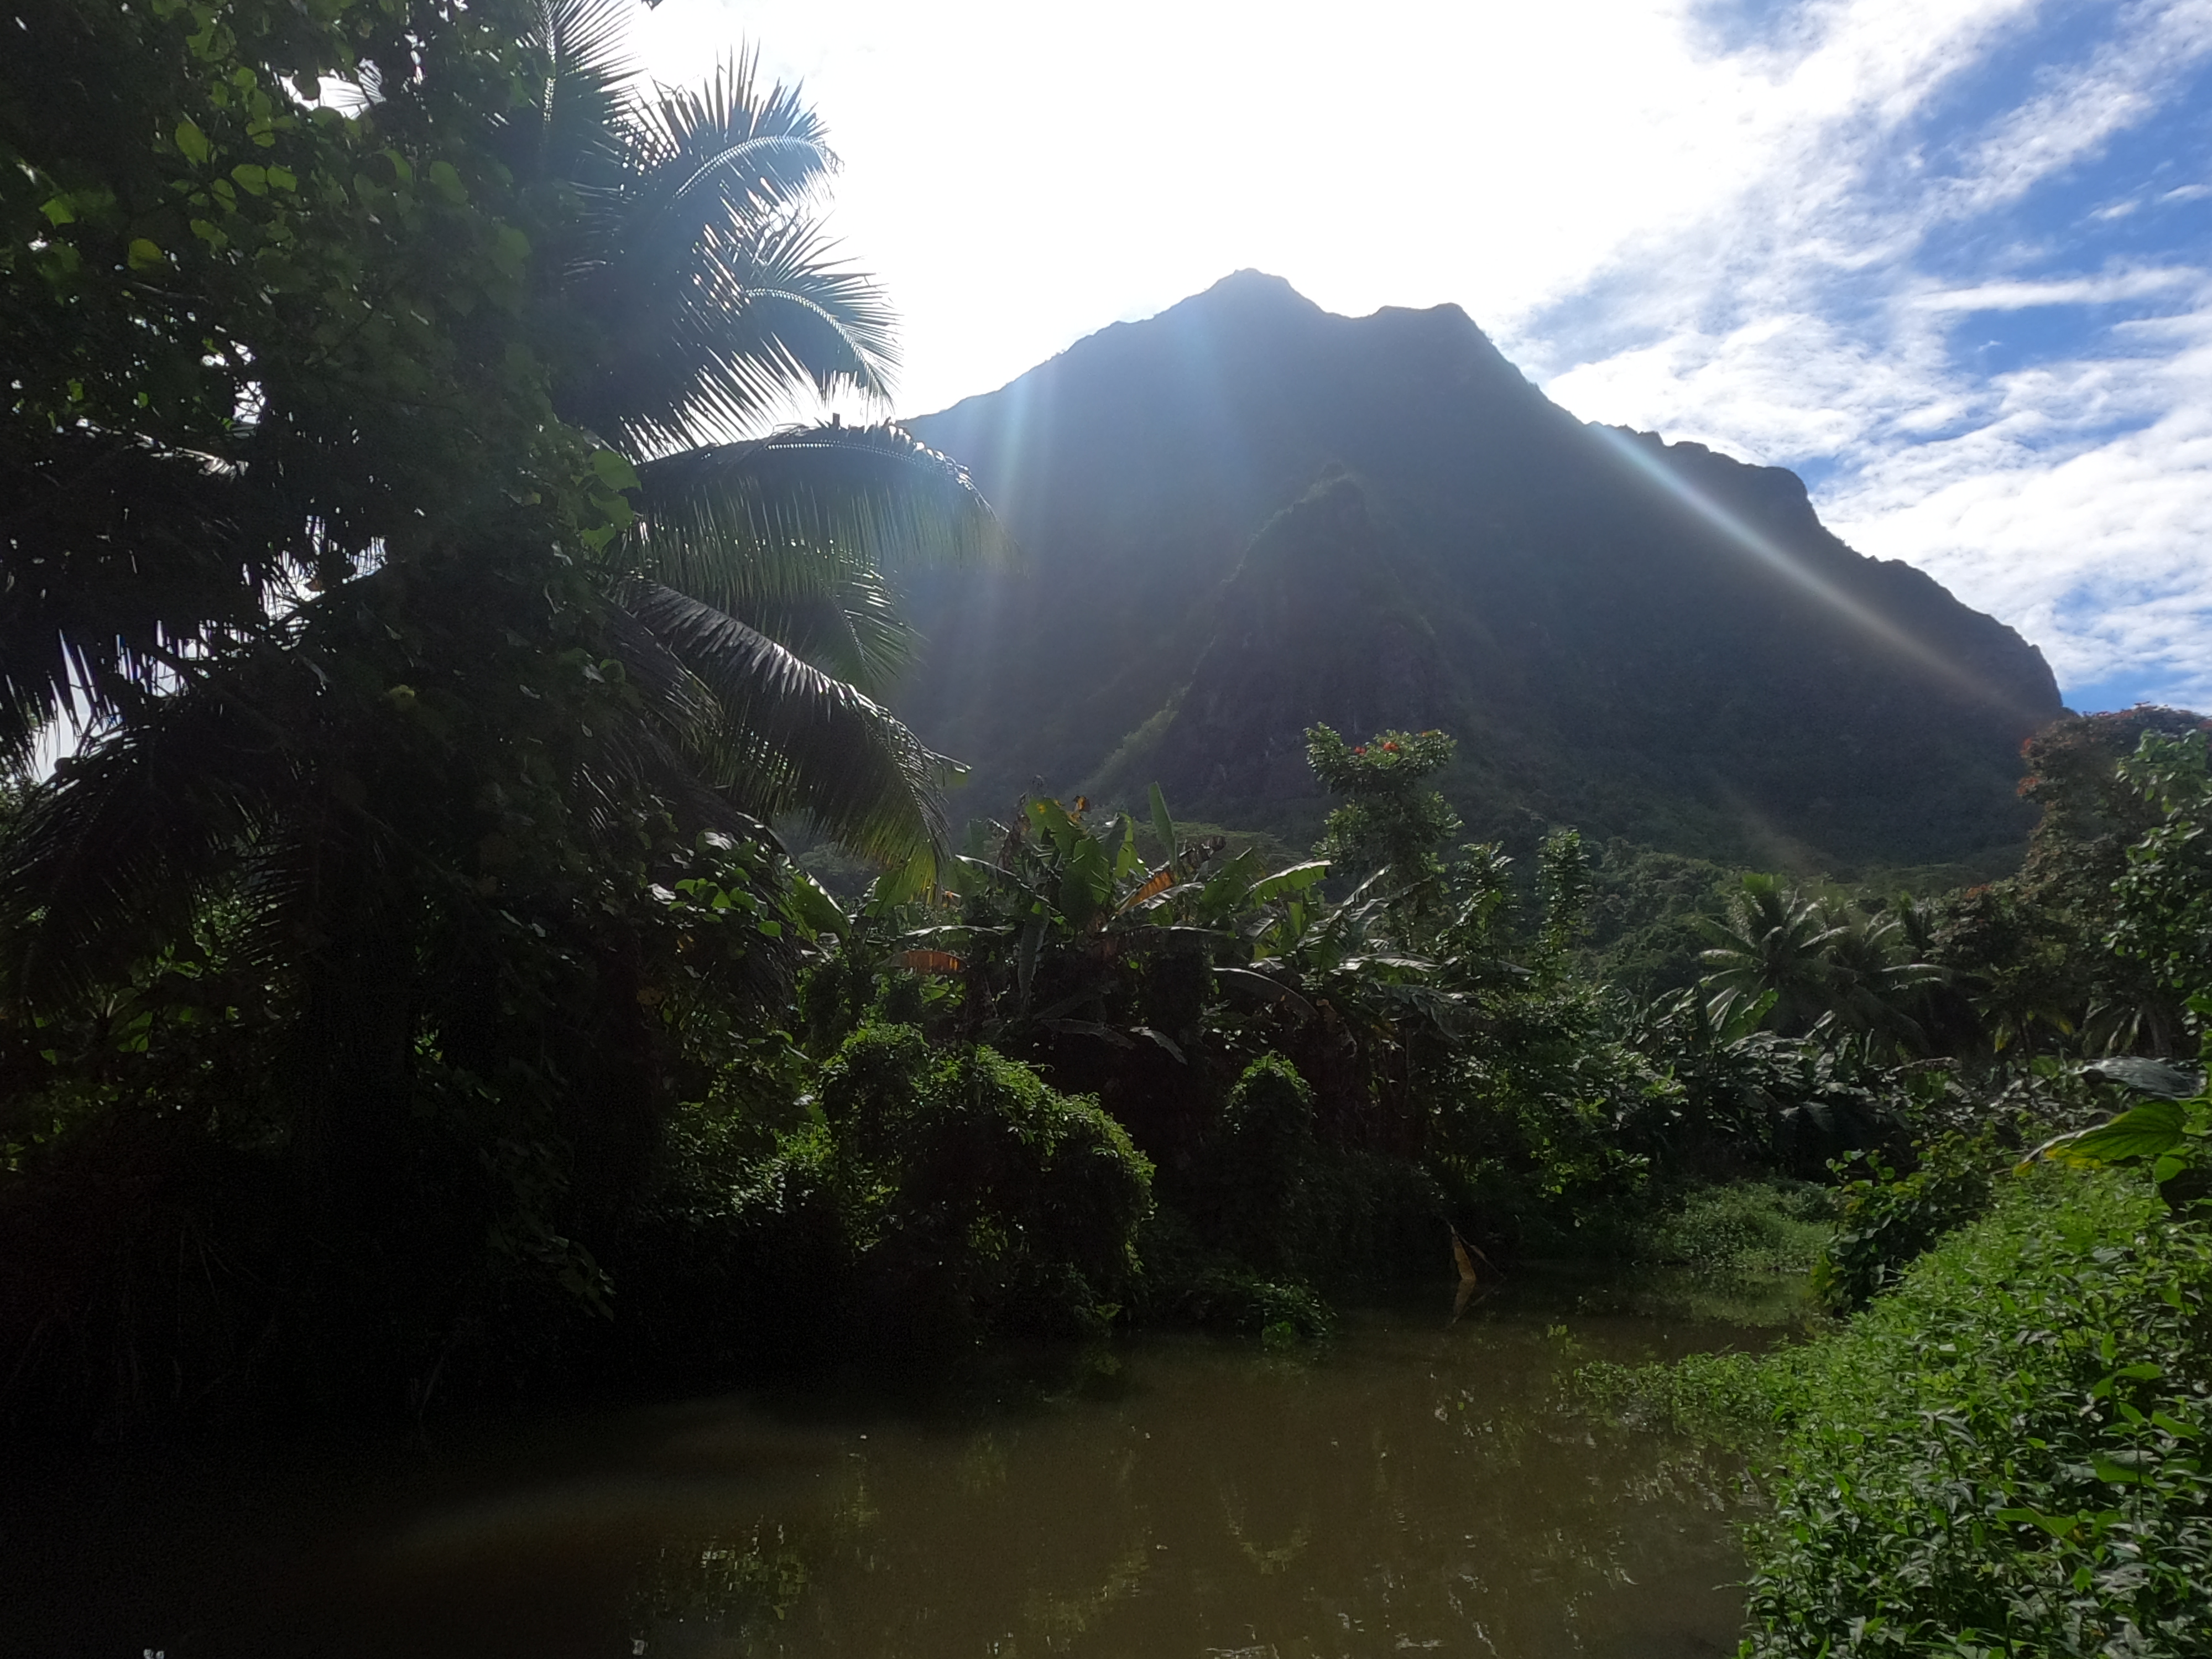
[1138,269,1329,336]
[1188,268,1319,309]
[902,280,2060,869]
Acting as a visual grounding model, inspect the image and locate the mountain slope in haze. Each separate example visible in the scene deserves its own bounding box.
[899,271,2061,870]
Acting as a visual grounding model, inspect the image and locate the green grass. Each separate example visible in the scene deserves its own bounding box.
[1643,1179,1836,1278]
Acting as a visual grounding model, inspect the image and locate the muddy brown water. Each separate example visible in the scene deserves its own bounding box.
[0,1277,1782,1658]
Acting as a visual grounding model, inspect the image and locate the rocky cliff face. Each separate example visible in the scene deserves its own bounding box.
[899,272,2060,869]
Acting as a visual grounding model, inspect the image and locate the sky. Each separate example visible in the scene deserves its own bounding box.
[632,0,2212,714]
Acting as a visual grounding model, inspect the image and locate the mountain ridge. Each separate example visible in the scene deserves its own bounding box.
[899,272,2060,870]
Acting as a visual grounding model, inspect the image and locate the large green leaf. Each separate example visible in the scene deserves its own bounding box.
[1247,860,1328,905]
[867,845,937,912]
[2081,1057,2205,1099]
[1149,784,1179,877]
[2030,1100,2189,1169]
[785,868,848,938]
[1056,833,1115,925]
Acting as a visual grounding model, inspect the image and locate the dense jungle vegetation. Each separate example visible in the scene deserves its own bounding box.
[7,1,2212,1651]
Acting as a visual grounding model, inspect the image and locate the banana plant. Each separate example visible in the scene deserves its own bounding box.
[845,786,1329,1059]
[2028,996,2212,1209]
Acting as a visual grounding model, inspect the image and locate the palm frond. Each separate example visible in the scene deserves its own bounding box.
[585,604,792,838]
[736,567,920,697]
[623,422,1013,614]
[0,432,285,769]
[578,211,898,450]
[627,53,836,228]
[617,581,948,863]
[496,0,639,187]
[0,676,296,1010]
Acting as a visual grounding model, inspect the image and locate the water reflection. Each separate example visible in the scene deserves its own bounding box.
[0,1290,1761,1658]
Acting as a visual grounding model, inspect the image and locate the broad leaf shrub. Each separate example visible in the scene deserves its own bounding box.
[1596,1167,2212,1657]
[600,1026,1155,1383]
[815,1025,1154,1345]
[1812,1134,1997,1311]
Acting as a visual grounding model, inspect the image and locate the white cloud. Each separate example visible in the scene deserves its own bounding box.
[1910,269,2204,311]
[630,0,2031,414]
[1522,1,2212,708]
[1827,322,2212,706]
[1950,0,2212,218]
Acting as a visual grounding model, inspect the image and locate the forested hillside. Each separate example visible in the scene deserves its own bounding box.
[902,271,2061,871]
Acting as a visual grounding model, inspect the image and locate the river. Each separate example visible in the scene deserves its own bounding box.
[0,1275,1778,1658]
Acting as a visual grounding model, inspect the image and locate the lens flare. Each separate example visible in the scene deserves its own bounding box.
[1587,424,2023,716]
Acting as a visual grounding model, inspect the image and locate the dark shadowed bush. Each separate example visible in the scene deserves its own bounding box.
[818,1025,1154,1344]
[1197,1053,1319,1273]
[1188,1053,1443,1279]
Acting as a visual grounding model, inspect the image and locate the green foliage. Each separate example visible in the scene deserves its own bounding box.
[1644,1179,1834,1277]
[790,740,1710,1319]
[0,0,1018,1426]
[2112,731,2212,1018]
[1575,1348,1779,1448]
[1747,1170,2212,1658]
[1623,984,1928,1180]
[1172,1053,1444,1290]
[1582,840,1739,996]
[0,802,818,1425]
[1201,1055,1318,1269]
[1127,1201,1336,1342]
[816,1025,1154,1342]
[1812,1135,1998,1311]
[3,0,596,761]
[1535,827,1594,970]
[2030,1000,2212,1212]
[1699,875,1945,1053]
[599,1024,1157,1382]
[1927,707,2211,1060]
[1304,726,1460,919]
[1583,1169,2212,1655]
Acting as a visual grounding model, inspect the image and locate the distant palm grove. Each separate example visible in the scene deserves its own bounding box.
[5,2,2212,1654]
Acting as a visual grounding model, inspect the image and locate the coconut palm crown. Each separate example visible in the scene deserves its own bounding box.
[510,0,1011,860]
[0,0,1006,1014]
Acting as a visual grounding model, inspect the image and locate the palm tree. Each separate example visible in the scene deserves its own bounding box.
[1813,903,1945,1053]
[0,5,1006,1217]
[4,2,1005,984]
[549,43,1001,854]
[1698,875,1847,1037]
[1699,877,1947,1055]
[504,1,1012,860]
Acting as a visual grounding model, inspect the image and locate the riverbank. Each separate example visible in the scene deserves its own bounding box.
[1585,1165,2212,1657]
